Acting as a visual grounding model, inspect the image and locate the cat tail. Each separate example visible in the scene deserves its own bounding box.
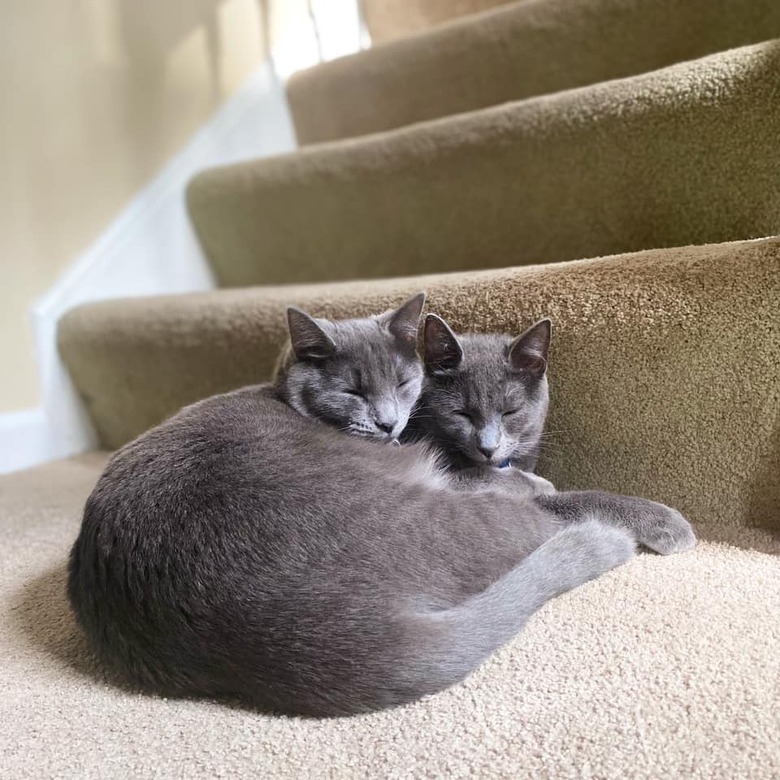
[411,517,635,693]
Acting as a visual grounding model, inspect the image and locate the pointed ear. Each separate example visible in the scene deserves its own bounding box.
[424,314,463,373]
[286,307,336,361]
[381,292,426,349]
[509,319,552,378]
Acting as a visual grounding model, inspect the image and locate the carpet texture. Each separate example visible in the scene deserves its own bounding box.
[58,237,780,532]
[363,0,513,43]
[2,456,778,779]
[290,0,780,144]
[189,41,780,289]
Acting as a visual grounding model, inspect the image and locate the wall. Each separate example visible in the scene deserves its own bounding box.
[0,0,273,412]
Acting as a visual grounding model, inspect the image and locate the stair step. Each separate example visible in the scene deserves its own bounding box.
[189,41,780,290]
[290,0,780,143]
[58,236,780,532]
[362,0,515,44]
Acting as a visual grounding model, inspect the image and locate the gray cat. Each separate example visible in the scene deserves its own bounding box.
[69,295,638,718]
[406,313,697,556]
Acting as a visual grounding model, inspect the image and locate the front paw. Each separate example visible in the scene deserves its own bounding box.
[639,505,697,555]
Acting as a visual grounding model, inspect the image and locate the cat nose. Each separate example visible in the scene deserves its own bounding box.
[477,426,501,459]
[373,400,399,435]
[478,444,498,459]
[376,419,397,434]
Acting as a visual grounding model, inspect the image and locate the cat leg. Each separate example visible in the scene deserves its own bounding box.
[536,490,696,555]
[409,519,635,696]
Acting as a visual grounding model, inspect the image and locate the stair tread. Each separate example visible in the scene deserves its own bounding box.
[290,0,780,143]
[1,455,779,777]
[190,41,780,291]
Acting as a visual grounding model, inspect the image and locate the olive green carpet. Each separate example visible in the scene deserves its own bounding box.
[192,41,780,289]
[59,237,780,533]
[291,0,780,143]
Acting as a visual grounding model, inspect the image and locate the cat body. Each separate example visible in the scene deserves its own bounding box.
[68,297,634,716]
[71,384,624,715]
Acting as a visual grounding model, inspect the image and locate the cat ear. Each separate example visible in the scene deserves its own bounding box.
[380,292,426,349]
[424,314,463,373]
[509,319,552,378]
[286,307,336,361]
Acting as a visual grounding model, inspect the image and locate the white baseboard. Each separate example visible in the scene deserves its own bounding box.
[0,410,51,475]
[0,60,296,476]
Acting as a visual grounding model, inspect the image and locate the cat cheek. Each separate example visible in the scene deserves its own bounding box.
[347,399,365,419]
[455,421,473,439]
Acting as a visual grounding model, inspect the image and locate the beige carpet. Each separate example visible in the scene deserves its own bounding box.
[2,456,779,778]
[290,0,780,143]
[190,41,780,289]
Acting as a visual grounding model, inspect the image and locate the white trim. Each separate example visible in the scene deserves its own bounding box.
[0,60,296,475]
[0,410,51,475]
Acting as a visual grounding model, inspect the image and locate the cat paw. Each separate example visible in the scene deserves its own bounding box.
[638,505,697,555]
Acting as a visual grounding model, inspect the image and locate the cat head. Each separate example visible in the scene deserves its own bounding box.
[275,293,426,441]
[415,314,551,468]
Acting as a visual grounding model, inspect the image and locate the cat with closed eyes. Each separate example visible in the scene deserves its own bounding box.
[69,294,640,718]
[406,313,697,555]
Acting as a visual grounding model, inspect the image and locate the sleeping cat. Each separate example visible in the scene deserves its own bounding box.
[406,314,552,473]
[68,294,636,718]
[407,313,697,555]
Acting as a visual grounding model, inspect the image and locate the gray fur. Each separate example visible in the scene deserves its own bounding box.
[409,314,697,556]
[404,315,551,471]
[68,297,637,718]
[276,294,425,441]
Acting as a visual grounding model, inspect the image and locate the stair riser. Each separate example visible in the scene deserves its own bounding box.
[190,42,780,290]
[58,238,780,532]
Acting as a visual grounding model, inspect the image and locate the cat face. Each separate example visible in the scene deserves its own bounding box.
[416,315,551,469]
[278,294,425,441]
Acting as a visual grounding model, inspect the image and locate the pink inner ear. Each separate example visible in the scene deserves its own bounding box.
[515,352,546,374]
[397,332,418,351]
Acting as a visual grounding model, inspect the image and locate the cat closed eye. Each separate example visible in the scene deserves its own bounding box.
[345,389,365,398]
[397,379,412,389]
[503,409,520,417]
[454,410,472,420]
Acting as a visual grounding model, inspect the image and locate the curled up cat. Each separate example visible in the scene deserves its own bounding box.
[68,294,688,718]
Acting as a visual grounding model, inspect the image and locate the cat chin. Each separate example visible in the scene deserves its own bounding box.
[460,451,511,468]
[459,445,526,468]
[347,427,397,443]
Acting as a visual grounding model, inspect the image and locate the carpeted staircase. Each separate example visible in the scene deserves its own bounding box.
[290,0,780,142]
[3,2,779,777]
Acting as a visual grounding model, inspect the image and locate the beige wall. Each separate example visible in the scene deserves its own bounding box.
[0,0,303,413]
